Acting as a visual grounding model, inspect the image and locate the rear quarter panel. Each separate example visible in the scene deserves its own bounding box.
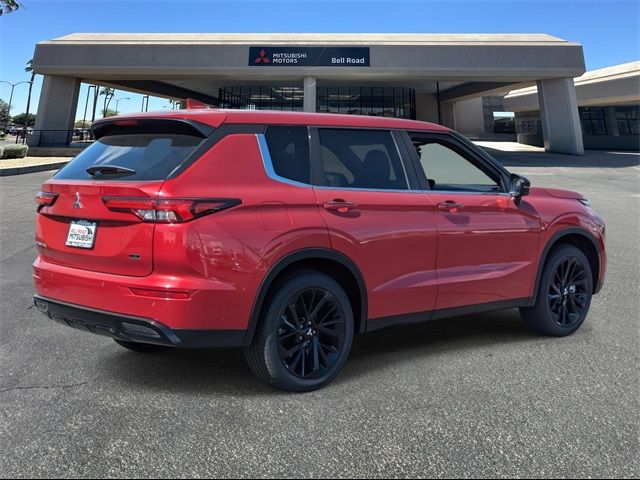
[157,133,329,330]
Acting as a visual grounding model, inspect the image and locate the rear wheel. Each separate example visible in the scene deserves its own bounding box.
[113,339,171,353]
[520,244,593,336]
[244,271,354,392]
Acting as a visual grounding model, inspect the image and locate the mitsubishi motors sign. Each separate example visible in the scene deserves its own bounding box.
[249,46,370,67]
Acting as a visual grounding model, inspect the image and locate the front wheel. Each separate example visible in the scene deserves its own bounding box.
[520,244,593,336]
[243,271,354,392]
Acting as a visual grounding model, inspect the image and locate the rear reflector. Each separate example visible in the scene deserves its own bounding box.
[36,191,58,210]
[129,287,190,300]
[103,196,241,223]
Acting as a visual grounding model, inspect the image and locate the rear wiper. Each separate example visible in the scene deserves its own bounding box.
[86,165,136,176]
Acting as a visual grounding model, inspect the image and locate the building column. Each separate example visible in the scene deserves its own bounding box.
[29,75,81,147]
[604,106,619,136]
[441,101,456,130]
[537,78,584,155]
[415,93,439,123]
[303,76,316,113]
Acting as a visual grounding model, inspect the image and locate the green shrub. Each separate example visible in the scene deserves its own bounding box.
[1,144,28,159]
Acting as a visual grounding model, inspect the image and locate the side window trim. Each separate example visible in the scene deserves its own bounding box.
[309,126,418,192]
[404,131,510,193]
[257,132,313,189]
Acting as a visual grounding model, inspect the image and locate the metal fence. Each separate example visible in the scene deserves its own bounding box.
[14,129,95,148]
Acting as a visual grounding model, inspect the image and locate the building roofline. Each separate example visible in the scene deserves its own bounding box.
[43,32,578,47]
[506,61,640,98]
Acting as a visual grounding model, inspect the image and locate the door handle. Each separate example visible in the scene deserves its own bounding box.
[323,199,358,213]
[437,201,465,212]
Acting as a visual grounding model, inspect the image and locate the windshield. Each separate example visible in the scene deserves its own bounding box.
[54,134,203,181]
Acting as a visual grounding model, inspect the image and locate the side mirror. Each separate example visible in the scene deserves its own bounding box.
[509,174,531,203]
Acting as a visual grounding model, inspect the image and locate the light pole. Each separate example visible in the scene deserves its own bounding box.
[0,80,32,134]
[82,85,96,130]
[141,95,149,112]
[114,97,131,116]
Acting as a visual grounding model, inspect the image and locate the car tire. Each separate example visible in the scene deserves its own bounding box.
[113,339,171,353]
[520,244,593,337]
[243,271,354,392]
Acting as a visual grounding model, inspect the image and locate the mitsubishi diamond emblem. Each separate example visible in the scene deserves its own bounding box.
[73,192,83,209]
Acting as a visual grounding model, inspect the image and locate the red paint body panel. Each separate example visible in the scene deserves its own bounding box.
[36,181,163,276]
[33,110,606,339]
[426,192,541,309]
[313,188,438,319]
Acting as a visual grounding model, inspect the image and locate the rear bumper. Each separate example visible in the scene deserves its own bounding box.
[34,295,246,348]
[33,255,256,332]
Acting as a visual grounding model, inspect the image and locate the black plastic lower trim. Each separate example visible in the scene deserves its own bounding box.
[33,295,246,349]
[365,297,530,333]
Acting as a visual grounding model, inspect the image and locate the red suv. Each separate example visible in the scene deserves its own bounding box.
[33,109,606,391]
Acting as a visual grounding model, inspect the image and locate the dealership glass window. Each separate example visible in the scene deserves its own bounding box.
[579,107,607,135]
[316,86,415,119]
[615,106,639,136]
[516,120,540,135]
[316,129,409,190]
[219,86,303,111]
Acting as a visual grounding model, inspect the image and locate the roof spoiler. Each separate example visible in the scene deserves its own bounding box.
[186,98,212,109]
[91,118,215,139]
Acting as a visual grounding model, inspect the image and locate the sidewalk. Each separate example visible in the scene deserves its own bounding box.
[0,156,72,176]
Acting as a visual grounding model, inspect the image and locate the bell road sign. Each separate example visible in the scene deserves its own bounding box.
[249,47,370,67]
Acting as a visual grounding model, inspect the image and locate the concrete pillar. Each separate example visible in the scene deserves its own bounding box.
[29,75,81,147]
[537,78,584,155]
[441,102,456,130]
[604,106,619,136]
[303,76,316,113]
[415,93,439,123]
[453,97,485,137]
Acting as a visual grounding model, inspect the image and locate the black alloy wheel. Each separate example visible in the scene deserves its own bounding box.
[244,271,354,392]
[277,287,347,380]
[547,256,590,328]
[520,244,593,337]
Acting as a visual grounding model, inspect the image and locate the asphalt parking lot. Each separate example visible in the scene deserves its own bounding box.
[1,149,638,478]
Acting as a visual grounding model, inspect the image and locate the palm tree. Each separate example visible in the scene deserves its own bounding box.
[100,87,115,118]
[0,0,21,16]
[23,59,35,132]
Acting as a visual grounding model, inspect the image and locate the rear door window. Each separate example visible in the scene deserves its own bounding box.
[54,133,203,181]
[315,129,409,190]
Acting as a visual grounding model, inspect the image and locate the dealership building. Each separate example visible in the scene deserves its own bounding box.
[504,61,639,151]
[31,33,616,155]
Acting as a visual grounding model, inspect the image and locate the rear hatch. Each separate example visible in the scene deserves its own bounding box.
[35,118,214,277]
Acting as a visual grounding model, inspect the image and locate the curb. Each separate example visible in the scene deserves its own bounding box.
[0,162,69,177]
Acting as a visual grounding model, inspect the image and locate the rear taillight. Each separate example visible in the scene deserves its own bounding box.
[102,197,241,223]
[36,191,58,211]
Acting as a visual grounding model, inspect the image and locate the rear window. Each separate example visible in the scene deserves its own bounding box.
[54,134,203,181]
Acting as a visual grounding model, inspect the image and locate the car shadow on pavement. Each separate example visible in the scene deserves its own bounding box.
[96,309,535,395]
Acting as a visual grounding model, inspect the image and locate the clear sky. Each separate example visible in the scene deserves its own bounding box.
[0,0,638,122]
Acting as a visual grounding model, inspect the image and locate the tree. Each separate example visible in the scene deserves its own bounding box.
[11,112,36,127]
[0,0,20,15]
[0,98,9,125]
[100,88,115,117]
[101,108,117,118]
